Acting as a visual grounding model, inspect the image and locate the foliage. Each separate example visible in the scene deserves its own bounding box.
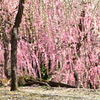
[40,64,48,80]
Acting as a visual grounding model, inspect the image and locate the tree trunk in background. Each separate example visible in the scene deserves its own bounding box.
[10,0,25,91]
[3,33,11,79]
[74,10,85,88]
[0,15,11,79]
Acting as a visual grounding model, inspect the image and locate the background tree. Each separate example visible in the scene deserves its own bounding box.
[0,0,11,79]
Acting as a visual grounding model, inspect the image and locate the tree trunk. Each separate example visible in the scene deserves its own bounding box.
[3,33,11,79]
[73,10,85,88]
[1,15,11,79]
[24,78,76,88]
[10,27,18,91]
[10,0,25,91]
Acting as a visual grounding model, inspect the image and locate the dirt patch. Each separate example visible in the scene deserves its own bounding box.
[0,86,100,100]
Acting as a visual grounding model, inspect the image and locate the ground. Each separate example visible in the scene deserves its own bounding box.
[0,86,100,100]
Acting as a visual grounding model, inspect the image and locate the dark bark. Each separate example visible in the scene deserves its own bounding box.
[78,10,85,32]
[73,10,85,88]
[0,15,11,79]
[10,0,25,91]
[24,79,76,88]
[74,70,79,87]
[10,27,18,91]
[3,33,11,79]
